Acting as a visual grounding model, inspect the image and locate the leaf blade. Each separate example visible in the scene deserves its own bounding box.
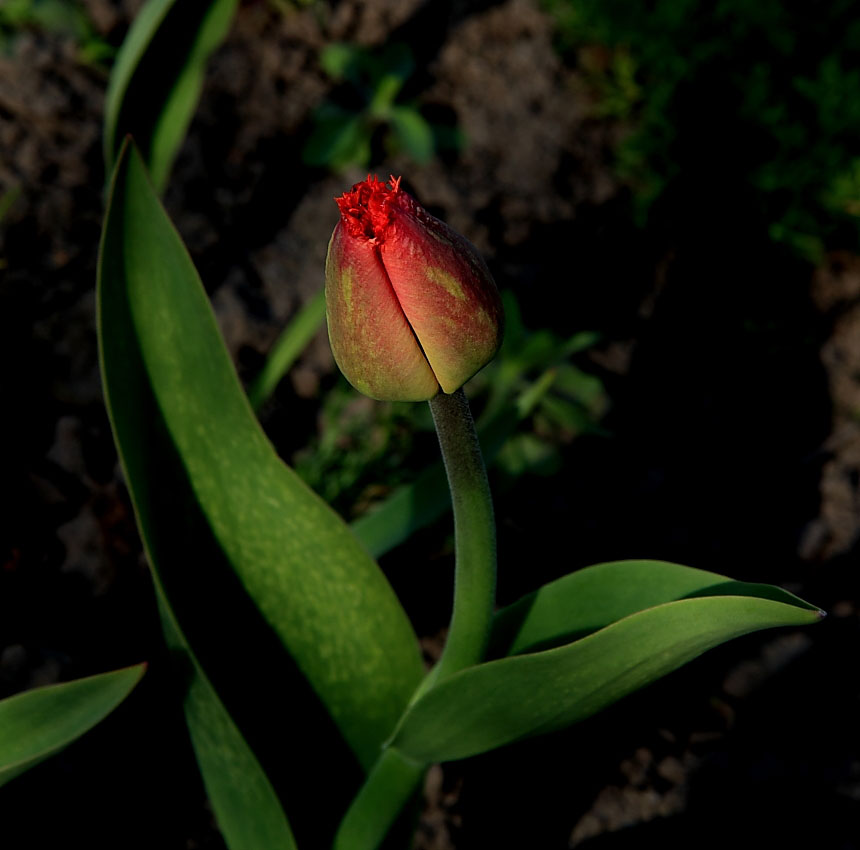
[490,558,818,656]
[154,588,299,849]
[0,665,145,787]
[103,0,172,167]
[99,143,299,849]
[104,0,238,192]
[392,593,822,764]
[98,140,423,770]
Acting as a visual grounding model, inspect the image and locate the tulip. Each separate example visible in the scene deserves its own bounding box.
[325,175,503,401]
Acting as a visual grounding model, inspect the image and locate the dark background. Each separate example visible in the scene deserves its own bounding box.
[1,0,859,847]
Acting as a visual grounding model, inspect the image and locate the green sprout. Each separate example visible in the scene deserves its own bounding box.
[303,42,440,171]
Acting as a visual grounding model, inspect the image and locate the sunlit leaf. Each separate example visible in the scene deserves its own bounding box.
[98,142,423,776]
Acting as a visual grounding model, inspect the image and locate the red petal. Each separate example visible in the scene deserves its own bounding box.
[379,199,502,393]
[325,221,439,401]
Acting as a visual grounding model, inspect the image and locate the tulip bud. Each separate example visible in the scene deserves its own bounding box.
[325,175,503,401]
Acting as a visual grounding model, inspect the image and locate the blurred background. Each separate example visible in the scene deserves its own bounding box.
[1,0,860,846]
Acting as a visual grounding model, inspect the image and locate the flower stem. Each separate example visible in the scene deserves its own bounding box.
[332,389,495,849]
[428,387,496,683]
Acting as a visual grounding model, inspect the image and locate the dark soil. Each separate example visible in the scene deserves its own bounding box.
[1,0,859,847]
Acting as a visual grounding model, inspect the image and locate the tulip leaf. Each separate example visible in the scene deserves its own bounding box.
[98,141,423,773]
[0,664,145,787]
[154,587,298,849]
[104,0,238,193]
[99,148,299,849]
[490,559,819,656]
[331,747,425,850]
[391,592,822,763]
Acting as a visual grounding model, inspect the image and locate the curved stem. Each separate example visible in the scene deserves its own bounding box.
[333,389,495,849]
[428,388,497,683]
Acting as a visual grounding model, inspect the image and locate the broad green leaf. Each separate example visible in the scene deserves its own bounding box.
[247,288,326,411]
[392,593,822,763]
[490,559,819,656]
[99,148,298,849]
[0,664,145,787]
[104,0,238,193]
[98,141,423,771]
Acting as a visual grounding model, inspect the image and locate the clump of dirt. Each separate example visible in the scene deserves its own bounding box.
[802,251,860,560]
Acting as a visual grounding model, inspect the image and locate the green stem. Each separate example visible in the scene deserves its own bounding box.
[428,387,497,683]
[333,389,495,850]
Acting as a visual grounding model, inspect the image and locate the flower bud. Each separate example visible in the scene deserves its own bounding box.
[325,175,503,401]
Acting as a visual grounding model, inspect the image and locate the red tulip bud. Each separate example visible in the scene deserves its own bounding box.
[325,175,503,401]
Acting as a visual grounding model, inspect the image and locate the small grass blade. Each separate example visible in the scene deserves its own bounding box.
[104,0,238,192]
[247,288,326,411]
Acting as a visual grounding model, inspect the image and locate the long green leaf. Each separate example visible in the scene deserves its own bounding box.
[392,593,822,763]
[0,665,145,787]
[99,146,299,849]
[98,141,423,771]
[490,559,819,656]
[104,0,238,192]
